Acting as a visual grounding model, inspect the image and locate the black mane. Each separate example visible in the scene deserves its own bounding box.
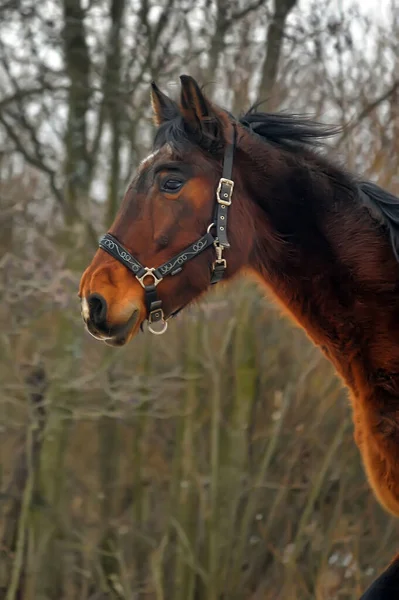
[359,181,399,262]
[238,109,341,151]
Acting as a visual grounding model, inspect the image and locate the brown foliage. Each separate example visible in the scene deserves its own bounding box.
[1,0,399,597]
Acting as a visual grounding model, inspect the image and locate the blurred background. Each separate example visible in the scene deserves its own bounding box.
[0,0,398,598]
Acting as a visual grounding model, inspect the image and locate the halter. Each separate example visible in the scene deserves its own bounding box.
[98,127,236,335]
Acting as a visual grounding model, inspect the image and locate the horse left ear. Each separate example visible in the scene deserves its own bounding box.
[150,82,178,126]
[179,74,221,143]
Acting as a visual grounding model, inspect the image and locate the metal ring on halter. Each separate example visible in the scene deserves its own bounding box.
[148,318,168,335]
[207,222,216,234]
[137,267,163,288]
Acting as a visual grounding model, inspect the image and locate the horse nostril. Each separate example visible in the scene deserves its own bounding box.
[88,293,107,326]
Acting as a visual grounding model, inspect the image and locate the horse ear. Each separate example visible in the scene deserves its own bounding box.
[150,82,177,126]
[179,74,220,141]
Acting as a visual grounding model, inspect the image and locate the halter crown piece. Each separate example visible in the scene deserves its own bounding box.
[98,127,236,335]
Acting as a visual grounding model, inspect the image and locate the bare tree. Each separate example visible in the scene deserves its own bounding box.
[258,0,298,107]
[1,4,399,595]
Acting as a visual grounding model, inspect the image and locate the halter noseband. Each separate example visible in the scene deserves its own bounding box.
[98,127,236,335]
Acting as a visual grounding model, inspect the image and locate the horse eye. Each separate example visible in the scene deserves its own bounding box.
[161,178,183,192]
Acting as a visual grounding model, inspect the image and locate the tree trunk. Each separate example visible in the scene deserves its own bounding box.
[258,0,298,109]
[104,0,126,224]
[62,0,91,223]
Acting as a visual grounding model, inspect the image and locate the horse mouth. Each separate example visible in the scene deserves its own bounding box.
[84,309,141,346]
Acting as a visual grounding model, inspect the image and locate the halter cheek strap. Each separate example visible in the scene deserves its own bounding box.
[98,126,236,334]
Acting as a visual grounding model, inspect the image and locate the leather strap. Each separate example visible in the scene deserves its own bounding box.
[214,126,236,248]
[100,231,215,282]
[144,284,163,324]
[153,232,215,279]
[99,234,146,277]
[210,262,227,284]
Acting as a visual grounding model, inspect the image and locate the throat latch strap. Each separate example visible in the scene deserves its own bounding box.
[211,126,236,283]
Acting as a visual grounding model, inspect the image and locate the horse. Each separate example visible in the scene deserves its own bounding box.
[79,75,399,597]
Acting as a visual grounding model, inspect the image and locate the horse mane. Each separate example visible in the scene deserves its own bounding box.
[238,108,341,151]
[359,181,399,262]
[153,105,399,264]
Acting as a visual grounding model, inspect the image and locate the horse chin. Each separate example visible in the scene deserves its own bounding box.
[103,326,141,346]
[103,317,142,347]
[103,336,130,347]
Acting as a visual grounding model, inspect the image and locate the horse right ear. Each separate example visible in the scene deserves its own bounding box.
[150,82,178,125]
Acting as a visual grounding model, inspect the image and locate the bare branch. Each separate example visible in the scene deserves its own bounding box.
[0,112,63,205]
[338,80,399,144]
[0,86,64,112]
[230,0,269,22]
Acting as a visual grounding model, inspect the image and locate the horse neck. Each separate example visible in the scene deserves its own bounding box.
[237,133,399,391]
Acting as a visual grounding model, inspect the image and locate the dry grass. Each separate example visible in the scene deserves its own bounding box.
[0,232,397,599]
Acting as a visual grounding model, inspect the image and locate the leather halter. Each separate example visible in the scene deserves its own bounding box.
[98,127,236,335]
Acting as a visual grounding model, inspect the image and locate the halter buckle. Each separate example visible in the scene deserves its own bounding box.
[211,243,227,284]
[213,243,227,270]
[216,178,234,206]
[136,268,163,288]
[213,258,227,269]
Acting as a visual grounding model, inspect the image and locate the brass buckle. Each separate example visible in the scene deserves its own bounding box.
[216,178,234,206]
[136,268,163,288]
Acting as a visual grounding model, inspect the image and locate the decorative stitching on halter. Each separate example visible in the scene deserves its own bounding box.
[100,237,142,273]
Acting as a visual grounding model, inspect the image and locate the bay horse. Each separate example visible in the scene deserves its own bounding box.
[79,75,399,597]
